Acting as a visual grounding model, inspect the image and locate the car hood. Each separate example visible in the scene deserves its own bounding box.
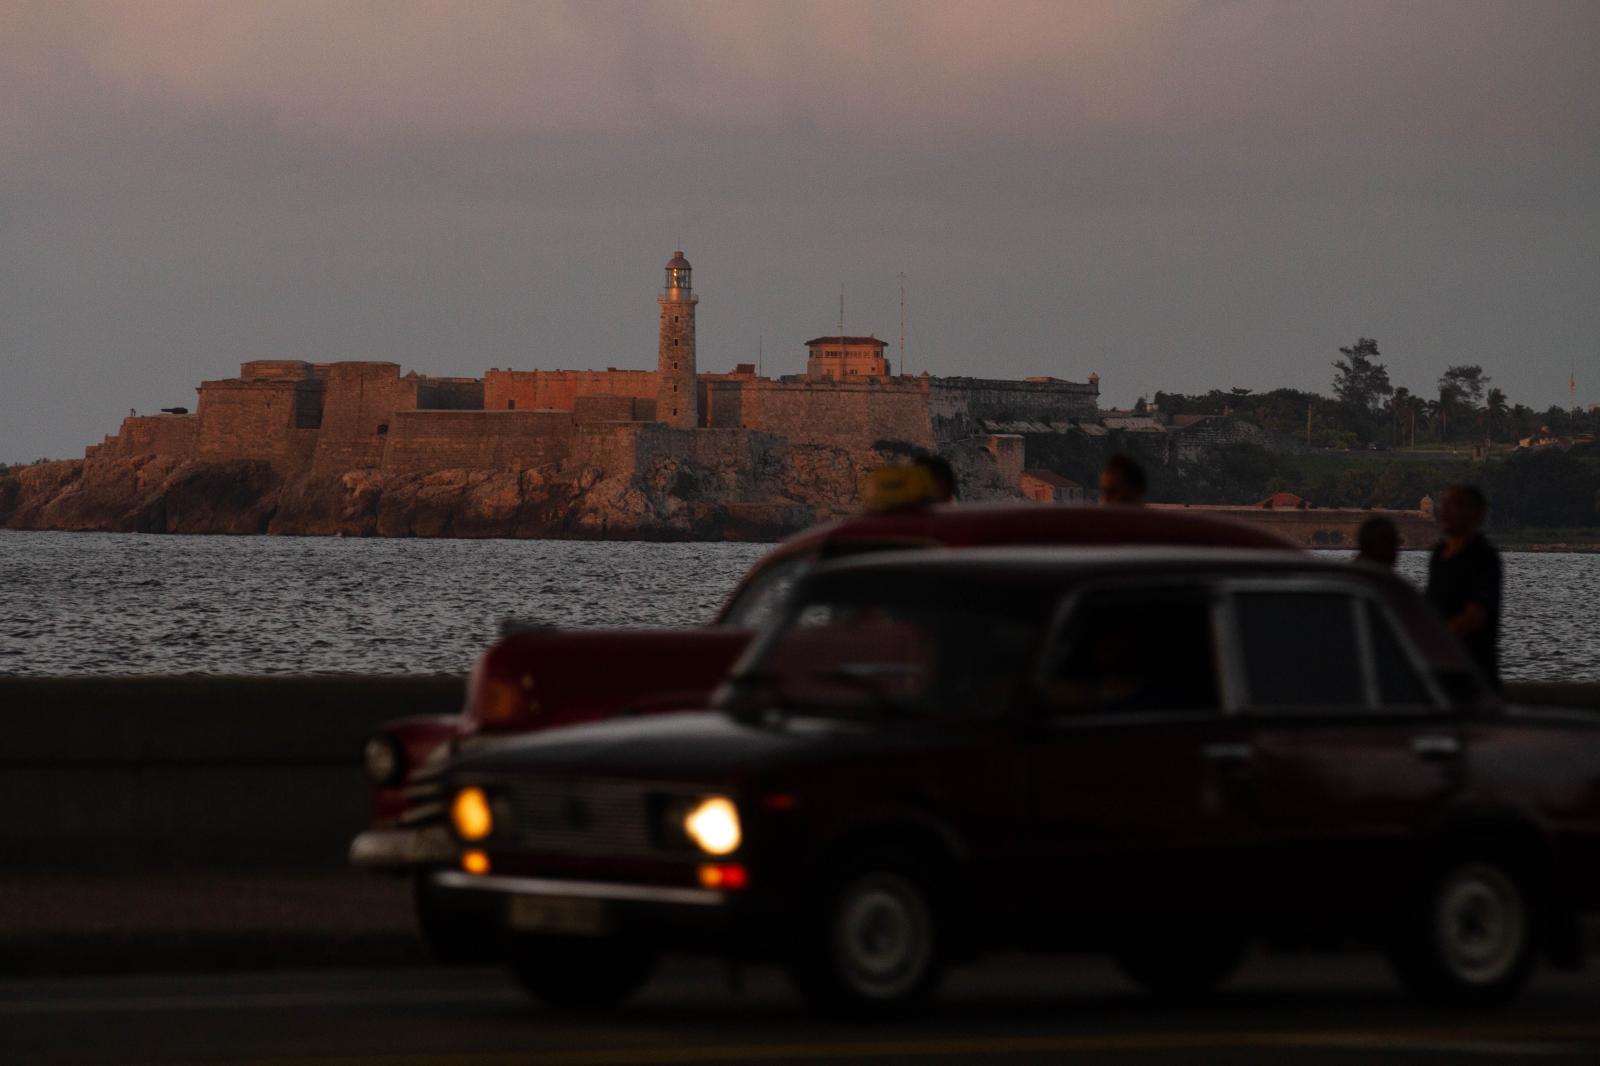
[447,709,933,783]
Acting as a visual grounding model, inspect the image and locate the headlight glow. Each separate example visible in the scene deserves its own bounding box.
[451,786,493,841]
[362,734,404,786]
[684,796,741,856]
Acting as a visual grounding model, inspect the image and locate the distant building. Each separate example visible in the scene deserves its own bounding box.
[1020,470,1089,504]
[804,336,889,381]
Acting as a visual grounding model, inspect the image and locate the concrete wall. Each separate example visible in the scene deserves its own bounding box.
[382,410,575,472]
[0,675,462,869]
[3,673,1593,874]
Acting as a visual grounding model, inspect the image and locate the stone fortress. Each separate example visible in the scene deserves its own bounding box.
[19,251,1104,538]
[9,250,1402,543]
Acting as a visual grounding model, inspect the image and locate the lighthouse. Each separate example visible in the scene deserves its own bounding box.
[657,251,698,428]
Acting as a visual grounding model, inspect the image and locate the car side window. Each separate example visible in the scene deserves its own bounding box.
[1038,587,1221,716]
[719,557,809,628]
[1235,592,1363,709]
[1366,602,1433,708]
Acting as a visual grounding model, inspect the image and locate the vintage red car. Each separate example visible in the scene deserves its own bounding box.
[350,504,1296,955]
[430,546,1597,1012]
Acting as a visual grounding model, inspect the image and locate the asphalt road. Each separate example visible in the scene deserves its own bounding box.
[4,954,1600,1065]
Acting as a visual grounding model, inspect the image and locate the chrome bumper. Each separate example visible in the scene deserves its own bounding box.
[432,870,727,907]
[348,826,455,869]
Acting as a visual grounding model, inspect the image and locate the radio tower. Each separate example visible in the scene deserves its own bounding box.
[898,272,907,377]
[1571,358,1579,411]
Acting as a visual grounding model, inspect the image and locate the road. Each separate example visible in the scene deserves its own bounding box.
[4,954,1600,1065]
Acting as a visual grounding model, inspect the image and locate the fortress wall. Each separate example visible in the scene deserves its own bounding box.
[570,422,645,479]
[382,410,575,473]
[195,380,301,465]
[983,434,1026,488]
[1170,416,1283,460]
[703,380,743,428]
[414,378,484,410]
[239,360,318,383]
[927,377,1099,441]
[484,369,657,412]
[734,380,935,448]
[573,395,638,423]
[312,363,413,474]
[93,415,198,460]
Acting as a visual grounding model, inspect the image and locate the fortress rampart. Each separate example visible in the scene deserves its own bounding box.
[382,410,575,473]
[108,356,1100,491]
[485,369,657,412]
[704,378,936,448]
[928,376,1099,440]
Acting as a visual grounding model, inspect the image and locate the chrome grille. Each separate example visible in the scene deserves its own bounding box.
[497,778,659,858]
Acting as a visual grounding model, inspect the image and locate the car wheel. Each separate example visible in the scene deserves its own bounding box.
[413,871,498,964]
[1112,928,1247,999]
[507,936,658,1010]
[1389,852,1538,1006]
[788,854,944,1015]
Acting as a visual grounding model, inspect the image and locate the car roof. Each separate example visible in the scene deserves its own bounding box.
[761,503,1299,563]
[801,544,1364,597]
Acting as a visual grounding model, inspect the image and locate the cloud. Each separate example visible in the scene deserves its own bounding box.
[6,0,1591,153]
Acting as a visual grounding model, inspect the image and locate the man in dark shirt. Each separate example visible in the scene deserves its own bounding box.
[1425,484,1502,688]
[1099,453,1147,506]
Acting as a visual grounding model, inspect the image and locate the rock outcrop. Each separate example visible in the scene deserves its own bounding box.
[0,437,1007,540]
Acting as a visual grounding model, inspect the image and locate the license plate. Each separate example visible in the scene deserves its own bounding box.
[506,895,609,936]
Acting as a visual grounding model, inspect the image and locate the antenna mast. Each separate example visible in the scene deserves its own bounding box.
[1572,357,1579,410]
[758,335,764,378]
[839,286,845,341]
[898,272,906,376]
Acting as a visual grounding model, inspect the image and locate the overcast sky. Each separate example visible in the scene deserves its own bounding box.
[3,0,1597,462]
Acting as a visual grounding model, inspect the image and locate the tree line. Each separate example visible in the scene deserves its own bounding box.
[1152,338,1597,451]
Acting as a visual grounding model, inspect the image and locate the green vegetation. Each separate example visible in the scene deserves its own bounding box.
[1136,337,1600,532]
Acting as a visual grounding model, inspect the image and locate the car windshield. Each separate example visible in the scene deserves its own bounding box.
[722,589,1044,719]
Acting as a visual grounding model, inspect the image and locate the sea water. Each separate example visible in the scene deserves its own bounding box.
[1,531,1595,680]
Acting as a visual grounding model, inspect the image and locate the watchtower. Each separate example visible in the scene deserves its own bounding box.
[657,251,698,428]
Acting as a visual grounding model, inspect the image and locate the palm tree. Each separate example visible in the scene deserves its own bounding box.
[1485,387,1510,442]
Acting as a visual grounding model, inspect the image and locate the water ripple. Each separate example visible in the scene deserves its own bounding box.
[0,532,1594,681]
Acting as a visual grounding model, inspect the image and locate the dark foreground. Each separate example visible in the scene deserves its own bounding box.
[5,956,1599,1065]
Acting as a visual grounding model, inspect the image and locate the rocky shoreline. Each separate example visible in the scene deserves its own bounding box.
[0,456,797,541]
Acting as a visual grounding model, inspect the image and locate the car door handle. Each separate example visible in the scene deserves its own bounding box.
[1201,743,1255,764]
[1411,734,1461,759]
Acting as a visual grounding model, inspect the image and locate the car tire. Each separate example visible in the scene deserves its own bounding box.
[1388,849,1539,1007]
[787,852,945,1016]
[507,936,658,1010]
[413,871,498,964]
[1112,928,1247,999]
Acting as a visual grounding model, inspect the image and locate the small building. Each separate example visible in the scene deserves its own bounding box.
[804,336,889,381]
[1021,469,1089,504]
[1257,491,1309,510]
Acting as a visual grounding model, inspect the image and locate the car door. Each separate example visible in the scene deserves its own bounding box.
[1220,582,1463,927]
[1019,580,1254,940]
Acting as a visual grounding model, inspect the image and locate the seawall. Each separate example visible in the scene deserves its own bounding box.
[4,674,1597,872]
[1,675,461,869]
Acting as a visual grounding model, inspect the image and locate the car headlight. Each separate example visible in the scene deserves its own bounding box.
[362,734,405,786]
[683,796,741,856]
[451,786,494,841]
